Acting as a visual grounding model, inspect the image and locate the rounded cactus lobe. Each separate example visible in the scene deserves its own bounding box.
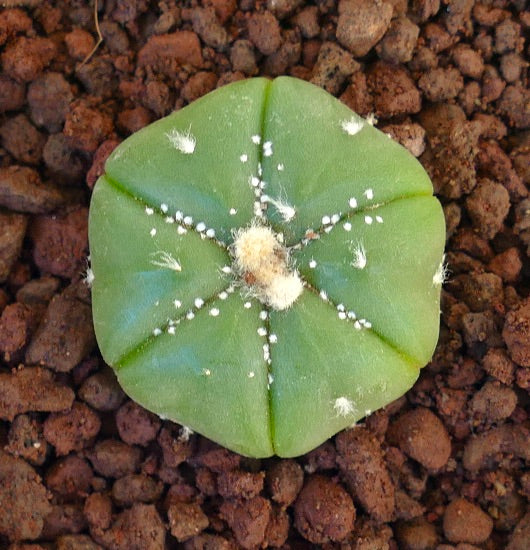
[115,293,273,458]
[103,78,270,243]
[89,178,230,365]
[294,196,446,365]
[268,291,418,457]
[261,77,433,245]
[89,76,446,458]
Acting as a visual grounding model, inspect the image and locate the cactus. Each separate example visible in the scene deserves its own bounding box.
[89,77,445,458]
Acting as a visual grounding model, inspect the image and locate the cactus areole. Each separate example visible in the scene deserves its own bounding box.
[89,77,446,458]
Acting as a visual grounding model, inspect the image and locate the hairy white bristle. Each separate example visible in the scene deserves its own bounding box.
[145,206,154,215]
[343,222,352,231]
[341,117,364,136]
[251,134,261,144]
[165,128,196,154]
[150,228,157,237]
[351,243,367,270]
[150,251,182,272]
[364,188,374,200]
[433,256,449,286]
[240,154,248,163]
[334,397,355,416]
[262,195,296,222]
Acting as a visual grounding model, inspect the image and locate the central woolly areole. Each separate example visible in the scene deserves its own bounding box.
[232,225,303,310]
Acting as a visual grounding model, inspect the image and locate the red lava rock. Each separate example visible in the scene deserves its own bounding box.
[293,474,355,544]
[443,498,493,544]
[0,366,74,421]
[158,424,193,468]
[0,8,32,46]
[43,133,87,186]
[336,0,393,57]
[217,470,264,500]
[443,0,474,35]
[63,102,114,154]
[482,347,516,385]
[0,113,46,165]
[55,534,102,550]
[469,381,518,422]
[87,439,142,478]
[462,423,530,471]
[230,40,258,75]
[190,441,240,473]
[112,474,164,506]
[181,71,218,103]
[418,66,464,102]
[190,7,228,50]
[395,517,439,549]
[452,43,485,79]
[487,247,522,283]
[64,28,95,61]
[0,451,52,542]
[76,58,118,99]
[381,121,426,157]
[138,32,204,74]
[266,459,304,508]
[247,11,282,56]
[336,427,394,522]
[0,74,25,112]
[503,298,530,367]
[264,505,289,547]
[388,407,451,470]
[376,16,419,63]
[291,6,319,39]
[0,302,41,361]
[25,283,95,372]
[367,62,421,118]
[310,41,359,95]
[28,73,74,133]
[5,414,48,466]
[340,72,373,116]
[43,401,100,456]
[220,495,271,549]
[498,85,530,129]
[16,276,60,306]
[86,139,120,189]
[500,53,525,84]
[45,455,93,499]
[29,208,88,279]
[506,511,530,550]
[262,29,301,76]
[465,179,510,239]
[168,501,209,542]
[117,106,152,135]
[0,211,26,282]
[1,36,56,82]
[83,492,112,531]
[494,18,523,54]
[78,368,126,412]
[115,400,161,447]
[419,104,479,199]
[99,20,130,54]
[423,22,454,53]
[0,166,71,214]
[94,503,165,549]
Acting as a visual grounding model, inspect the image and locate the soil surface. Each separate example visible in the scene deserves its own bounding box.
[0,0,529,549]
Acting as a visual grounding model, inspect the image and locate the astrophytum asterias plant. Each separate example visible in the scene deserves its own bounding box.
[89,77,446,458]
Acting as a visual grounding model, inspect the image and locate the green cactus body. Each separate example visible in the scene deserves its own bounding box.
[89,76,445,458]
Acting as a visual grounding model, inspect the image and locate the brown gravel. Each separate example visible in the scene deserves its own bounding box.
[0,1,528,548]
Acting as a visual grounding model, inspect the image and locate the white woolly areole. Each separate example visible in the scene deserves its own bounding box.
[232,225,303,310]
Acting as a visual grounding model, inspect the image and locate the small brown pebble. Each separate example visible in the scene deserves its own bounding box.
[248,11,281,56]
[190,7,228,50]
[0,114,45,165]
[28,73,73,133]
[45,455,93,499]
[5,414,48,466]
[88,439,142,478]
[83,492,112,530]
[0,8,32,46]
[168,501,209,542]
[0,74,25,113]
[336,0,393,57]
[117,106,152,135]
[230,39,258,75]
[506,511,530,550]
[43,401,100,456]
[25,283,95,373]
[158,425,193,468]
[63,102,114,154]
[291,6,319,39]
[264,505,289,547]
[395,517,439,549]
[487,248,522,283]
[469,381,517,422]
[376,16,419,63]
[387,407,451,470]
[0,366,74,421]
[482,348,516,385]
[116,400,161,447]
[465,179,510,239]
[503,298,530,367]
[112,474,164,506]
[93,503,165,550]
[452,44,485,79]
[381,122,426,157]
[79,368,126,411]
[0,451,52,542]
[217,470,264,499]
[56,534,101,550]
[1,36,56,83]
[181,71,218,103]
[443,498,493,544]
[310,41,359,95]
[266,459,304,507]
[0,212,27,283]
[64,28,95,61]
[419,67,464,102]
[294,474,355,544]
[221,496,271,549]
[336,427,394,522]
[137,32,204,74]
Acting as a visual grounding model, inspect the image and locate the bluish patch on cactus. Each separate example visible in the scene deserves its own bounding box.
[89,77,446,458]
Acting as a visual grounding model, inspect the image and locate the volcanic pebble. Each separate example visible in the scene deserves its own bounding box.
[336,427,394,522]
[266,459,304,508]
[0,113,45,165]
[112,474,164,506]
[1,36,56,82]
[79,368,126,411]
[503,298,530,366]
[387,407,451,470]
[220,495,271,549]
[0,451,52,542]
[294,474,355,544]
[168,501,209,542]
[116,400,161,446]
[469,381,517,422]
[443,498,493,544]
[45,455,93,499]
[217,470,264,499]
[87,439,142,478]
